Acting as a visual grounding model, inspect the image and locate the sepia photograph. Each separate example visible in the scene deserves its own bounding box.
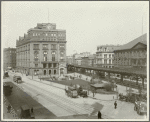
[1,1,149,121]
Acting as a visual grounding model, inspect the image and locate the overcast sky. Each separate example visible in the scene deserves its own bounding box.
[2,1,149,56]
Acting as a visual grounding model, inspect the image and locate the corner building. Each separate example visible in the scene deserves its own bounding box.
[16,23,67,76]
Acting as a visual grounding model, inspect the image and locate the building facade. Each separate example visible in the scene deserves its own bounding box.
[81,55,96,66]
[96,45,120,68]
[66,55,73,64]
[113,34,147,69]
[3,48,16,70]
[16,23,67,76]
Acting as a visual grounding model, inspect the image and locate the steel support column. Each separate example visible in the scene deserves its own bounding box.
[120,74,123,83]
[108,72,110,82]
[142,77,144,89]
[136,76,138,85]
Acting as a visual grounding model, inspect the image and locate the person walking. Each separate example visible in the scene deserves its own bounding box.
[98,111,102,119]
[114,101,117,109]
[7,104,11,113]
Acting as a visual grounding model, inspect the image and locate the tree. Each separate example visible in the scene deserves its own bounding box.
[104,83,112,91]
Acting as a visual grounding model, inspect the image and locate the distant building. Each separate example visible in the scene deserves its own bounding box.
[96,45,120,68]
[113,34,147,69]
[3,48,16,70]
[75,57,82,65]
[16,23,67,76]
[66,55,73,64]
[71,52,91,64]
[80,52,91,57]
[81,54,96,66]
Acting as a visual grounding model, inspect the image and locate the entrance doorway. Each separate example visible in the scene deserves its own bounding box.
[54,70,56,74]
[60,68,64,75]
[49,70,51,75]
[44,70,46,75]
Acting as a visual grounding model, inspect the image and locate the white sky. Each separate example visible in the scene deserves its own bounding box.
[2,1,149,56]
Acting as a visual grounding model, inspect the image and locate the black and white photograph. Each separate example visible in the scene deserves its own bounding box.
[1,1,149,121]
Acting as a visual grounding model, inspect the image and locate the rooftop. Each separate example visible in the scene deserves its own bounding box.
[115,33,147,51]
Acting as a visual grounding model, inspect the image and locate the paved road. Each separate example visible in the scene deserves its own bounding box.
[7,71,147,120]
[3,79,56,119]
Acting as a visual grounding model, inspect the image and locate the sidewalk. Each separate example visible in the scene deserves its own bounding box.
[3,96,19,119]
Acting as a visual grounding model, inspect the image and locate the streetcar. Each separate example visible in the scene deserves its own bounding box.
[65,86,78,98]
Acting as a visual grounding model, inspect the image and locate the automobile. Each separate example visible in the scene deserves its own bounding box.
[13,75,22,83]
[134,101,147,115]
[20,105,35,119]
[4,72,9,77]
[3,84,13,96]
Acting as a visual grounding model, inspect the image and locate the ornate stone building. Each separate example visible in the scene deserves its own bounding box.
[113,33,147,69]
[16,23,67,76]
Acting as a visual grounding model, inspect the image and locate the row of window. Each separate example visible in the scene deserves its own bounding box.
[34,44,65,50]
[97,54,114,58]
[115,51,146,57]
[32,33,65,37]
[17,43,65,52]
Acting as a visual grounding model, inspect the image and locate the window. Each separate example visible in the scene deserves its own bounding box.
[51,44,56,49]
[104,59,107,64]
[43,63,47,68]
[43,44,48,50]
[109,54,111,58]
[43,51,48,61]
[35,64,38,67]
[34,44,39,50]
[52,51,55,61]
[109,59,111,64]
[104,54,107,58]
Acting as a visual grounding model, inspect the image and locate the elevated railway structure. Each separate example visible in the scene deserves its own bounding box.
[67,64,147,89]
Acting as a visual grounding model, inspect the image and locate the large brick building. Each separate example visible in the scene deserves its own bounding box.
[113,33,147,69]
[96,45,120,68]
[3,48,16,70]
[16,23,67,76]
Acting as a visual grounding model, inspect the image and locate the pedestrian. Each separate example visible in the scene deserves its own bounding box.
[114,101,117,109]
[7,104,11,113]
[98,111,102,119]
[31,107,33,113]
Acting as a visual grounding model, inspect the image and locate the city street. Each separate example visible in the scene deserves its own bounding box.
[3,71,146,119]
[2,2,148,120]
